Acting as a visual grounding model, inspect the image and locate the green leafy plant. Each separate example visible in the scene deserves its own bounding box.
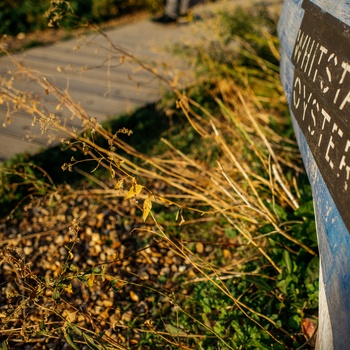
[0,0,163,36]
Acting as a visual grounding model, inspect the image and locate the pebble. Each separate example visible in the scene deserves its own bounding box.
[58,247,67,256]
[178,265,187,273]
[102,299,114,308]
[55,235,65,245]
[150,256,159,264]
[23,247,33,255]
[130,290,139,302]
[196,242,204,253]
[121,311,133,322]
[160,267,170,275]
[89,233,101,245]
[223,249,232,259]
[139,271,149,280]
[99,252,106,261]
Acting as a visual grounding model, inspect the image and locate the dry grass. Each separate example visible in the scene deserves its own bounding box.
[0,5,318,349]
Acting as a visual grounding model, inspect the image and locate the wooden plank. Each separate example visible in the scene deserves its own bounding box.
[15,52,161,85]
[278,0,350,348]
[0,131,44,160]
[0,17,195,161]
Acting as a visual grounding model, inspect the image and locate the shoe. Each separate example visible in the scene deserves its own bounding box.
[151,14,177,24]
[178,10,193,23]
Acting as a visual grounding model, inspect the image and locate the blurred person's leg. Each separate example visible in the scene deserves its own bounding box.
[179,0,190,16]
[165,0,190,17]
[152,0,177,23]
[164,0,179,19]
[153,0,191,24]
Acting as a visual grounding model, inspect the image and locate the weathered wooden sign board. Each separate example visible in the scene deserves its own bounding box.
[278,0,350,348]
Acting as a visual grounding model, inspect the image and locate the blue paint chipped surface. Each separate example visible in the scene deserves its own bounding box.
[293,116,350,348]
[312,0,350,27]
[278,0,350,347]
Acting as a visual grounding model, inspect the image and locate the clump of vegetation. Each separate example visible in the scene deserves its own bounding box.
[0,0,162,36]
[0,3,318,349]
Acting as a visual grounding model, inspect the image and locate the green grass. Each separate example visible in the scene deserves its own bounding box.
[0,0,162,36]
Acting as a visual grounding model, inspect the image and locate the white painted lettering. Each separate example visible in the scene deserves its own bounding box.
[318,46,328,65]
[334,62,350,104]
[302,88,313,121]
[293,77,301,109]
[339,90,350,110]
[301,37,315,73]
[308,43,319,77]
[321,108,331,130]
[318,108,331,147]
[325,136,335,169]
[339,61,350,84]
[313,45,328,83]
[320,53,337,94]
[339,140,350,191]
[293,30,307,64]
[320,78,329,94]
[309,99,319,135]
[326,53,338,83]
[334,88,341,104]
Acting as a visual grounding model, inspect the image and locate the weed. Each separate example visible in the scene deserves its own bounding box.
[0,0,163,36]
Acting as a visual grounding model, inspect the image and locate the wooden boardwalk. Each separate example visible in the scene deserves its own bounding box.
[0,0,278,161]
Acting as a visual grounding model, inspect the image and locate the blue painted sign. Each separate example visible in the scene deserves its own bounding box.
[291,0,350,232]
[278,0,350,348]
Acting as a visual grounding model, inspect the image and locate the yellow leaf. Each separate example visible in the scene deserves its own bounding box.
[114,178,124,190]
[65,284,73,294]
[142,196,152,221]
[87,274,95,287]
[158,196,173,206]
[124,183,143,200]
[68,250,74,260]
